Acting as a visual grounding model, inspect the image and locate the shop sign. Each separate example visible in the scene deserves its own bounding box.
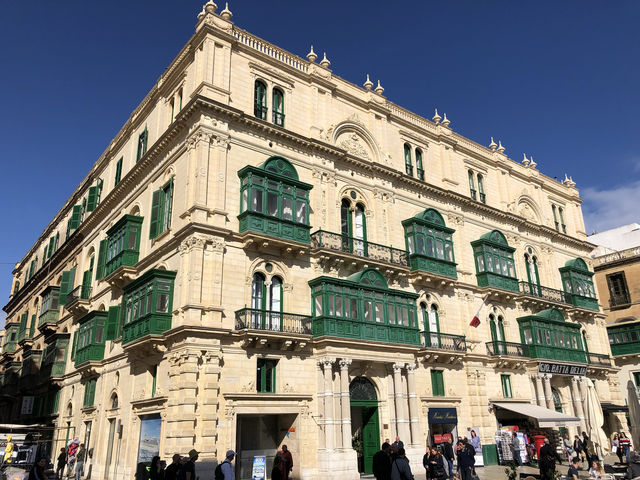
[428,408,457,424]
[251,456,266,480]
[433,433,453,444]
[538,362,587,376]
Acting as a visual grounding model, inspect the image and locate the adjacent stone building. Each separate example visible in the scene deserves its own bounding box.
[1,2,623,479]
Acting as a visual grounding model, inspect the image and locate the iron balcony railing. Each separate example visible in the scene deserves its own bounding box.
[519,281,571,305]
[587,352,613,367]
[235,308,312,335]
[310,230,408,267]
[486,341,530,358]
[67,285,92,304]
[422,332,467,352]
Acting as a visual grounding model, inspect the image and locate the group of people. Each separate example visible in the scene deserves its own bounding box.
[372,436,476,480]
[55,443,87,480]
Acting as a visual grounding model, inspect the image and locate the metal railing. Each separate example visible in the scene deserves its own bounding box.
[67,285,92,304]
[486,341,530,358]
[587,352,612,367]
[310,230,408,267]
[519,281,571,305]
[235,308,312,335]
[422,332,467,352]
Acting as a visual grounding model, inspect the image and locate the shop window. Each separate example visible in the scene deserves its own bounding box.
[254,80,268,120]
[257,358,277,393]
[431,370,445,397]
[501,374,512,398]
[551,388,562,412]
[607,272,631,307]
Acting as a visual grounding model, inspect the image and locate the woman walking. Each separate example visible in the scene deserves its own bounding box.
[619,432,631,463]
[612,433,623,464]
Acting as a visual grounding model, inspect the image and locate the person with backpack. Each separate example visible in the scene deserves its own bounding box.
[215,450,235,480]
[390,448,414,480]
[178,449,198,480]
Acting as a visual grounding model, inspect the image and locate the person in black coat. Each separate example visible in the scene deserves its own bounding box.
[441,439,455,479]
[457,440,475,480]
[539,438,562,480]
[372,442,392,480]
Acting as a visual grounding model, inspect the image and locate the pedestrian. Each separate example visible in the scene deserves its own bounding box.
[627,451,640,478]
[29,456,49,480]
[442,438,455,479]
[281,445,293,479]
[454,439,464,476]
[56,447,67,480]
[164,454,182,480]
[75,444,86,480]
[428,447,446,480]
[582,431,593,466]
[613,433,623,464]
[392,436,404,451]
[510,433,522,466]
[422,446,431,480]
[620,432,631,463]
[456,440,475,480]
[567,457,580,480]
[178,449,199,480]
[573,435,585,465]
[150,456,162,480]
[390,448,413,480]
[539,438,560,480]
[220,450,235,480]
[271,454,284,480]
[372,442,392,480]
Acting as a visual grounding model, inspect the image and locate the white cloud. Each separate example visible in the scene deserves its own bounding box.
[582,180,640,234]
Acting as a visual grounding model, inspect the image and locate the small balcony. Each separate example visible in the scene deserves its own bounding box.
[568,293,599,311]
[519,281,571,306]
[2,342,18,354]
[423,332,467,352]
[486,341,530,358]
[66,285,91,316]
[587,352,613,368]
[608,322,640,356]
[527,344,587,364]
[235,308,312,351]
[310,230,408,270]
[75,343,105,367]
[38,309,60,334]
[476,271,520,294]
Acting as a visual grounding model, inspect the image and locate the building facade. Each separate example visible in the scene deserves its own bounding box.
[1,2,623,479]
[591,225,640,420]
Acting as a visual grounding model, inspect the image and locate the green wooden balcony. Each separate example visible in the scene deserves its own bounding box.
[311,230,408,267]
[41,361,67,379]
[423,332,466,351]
[476,271,519,293]
[312,316,420,345]
[235,308,312,335]
[75,341,105,366]
[408,254,457,279]
[122,313,171,345]
[3,341,18,353]
[239,210,311,244]
[568,293,599,311]
[485,341,530,358]
[67,285,92,303]
[38,309,60,330]
[527,344,587,363]
[608,322,640,356]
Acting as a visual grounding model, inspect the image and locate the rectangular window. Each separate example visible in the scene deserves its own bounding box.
[83,378,97,408]
[257,358,277,393]
[151,365,158,397]
[501,374,512,398]
[607,272,631,307]
[431,370,445,396]
[137,127,148,162]
[633,372,640,390]
[115,157,123,186]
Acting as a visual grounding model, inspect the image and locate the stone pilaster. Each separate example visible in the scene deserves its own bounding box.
[199,350,221,456]
[534,374,545,407]
[316,360,326,449]
[406,364,420,446]
[339,359,352,450]
[322,358,336,449]
[165,350,199,455]
[542,374,553,410]
[393,363,410,443]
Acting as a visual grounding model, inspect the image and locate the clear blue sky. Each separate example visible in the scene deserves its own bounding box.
[1,1,639,315]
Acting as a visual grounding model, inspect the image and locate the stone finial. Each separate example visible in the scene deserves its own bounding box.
[363,74,373,90]
[497,140,505,154]
[563,174,576,188]
[374,80,384,94]
[319,52,331,68]
[489,137,497,151]
[528,155,537,169]
[522,153,530,166]
[432,109,442,124]
[220,2,232,20]
[197,5,207,20]
[306,45,317,63]
[204,0,218,14]
[441,113,450,128]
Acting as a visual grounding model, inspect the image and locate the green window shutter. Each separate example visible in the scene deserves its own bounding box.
[106,306,120,340]
[137,127,148,162]
[47,236,56,259]
[431,370,444,396]
[29,314,36,338]
[115,157,123,185]
[59,267,76,306]
[70,332,77,361]
[82,269,92,289]
[149,189,164,239]
[19,313,28,332]
[69,205,83,230]
[86,186,99,212]
[96,239,108,280]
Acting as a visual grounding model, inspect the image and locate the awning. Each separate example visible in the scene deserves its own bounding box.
[492,402,581,428]
[601,402,629,413]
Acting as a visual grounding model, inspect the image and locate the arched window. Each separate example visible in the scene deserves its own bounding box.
[558,207,566,233]
[251,273,284,330]
[404,144,413,176]
[421,303,440,347]
[272,88,284,126]
[254,80,267,120]
[552,205,559,231]
[552,388,563,413]
[340,199,367,256]
[477,174,486,203]
[111,393,118,409]
[468,170,476,200]
[524,248,541,295]
[416,149,424,181]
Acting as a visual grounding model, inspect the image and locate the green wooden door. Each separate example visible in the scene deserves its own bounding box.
[362,406,380,474]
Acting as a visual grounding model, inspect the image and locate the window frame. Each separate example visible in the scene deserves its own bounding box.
[431,369,445,397]
[501,374,512,398]
[272,87,285,126]
[257,358,277,393]
[254,80,268,120]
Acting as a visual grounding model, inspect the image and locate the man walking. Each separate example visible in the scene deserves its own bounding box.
[56,448,67,480]
[281,445,293,479]
[221,450,235,480]
[442,438,455,479]
[75,444,86,480]
[164,454,182,480]
[179,449,199,480]
[372,442,391,480]
[510,433,522,466]
[457,440,475,480]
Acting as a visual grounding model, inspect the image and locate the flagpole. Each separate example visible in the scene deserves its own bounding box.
[463,294,489,338]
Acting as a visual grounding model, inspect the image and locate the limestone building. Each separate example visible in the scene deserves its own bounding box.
[1,2,622,479]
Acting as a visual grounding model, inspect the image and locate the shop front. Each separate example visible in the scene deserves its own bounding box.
[427,408,458,448]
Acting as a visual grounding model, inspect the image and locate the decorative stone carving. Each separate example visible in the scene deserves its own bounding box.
[241,380,255,392]
[282,383,295,393]
[338,133,370,160]
[339,358,352,370]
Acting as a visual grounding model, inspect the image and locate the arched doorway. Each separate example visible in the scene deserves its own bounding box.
[350,377,380,474]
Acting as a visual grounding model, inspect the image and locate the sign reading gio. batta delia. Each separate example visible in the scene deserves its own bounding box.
[538,362,587,376]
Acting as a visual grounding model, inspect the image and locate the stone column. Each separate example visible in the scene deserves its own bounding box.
[406,364,420,446]
[316,360,326,449]
[199,351,221,457]
[543,374,554,410]
[165,351,199,456]
[323,358,336,450]
[393,363,410,443]
[571,376,586,433]
[534,375,545,407]
[339,359,352,450]
[387,368,397,439]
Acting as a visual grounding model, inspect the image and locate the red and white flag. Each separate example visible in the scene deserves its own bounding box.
[469,295,489,328]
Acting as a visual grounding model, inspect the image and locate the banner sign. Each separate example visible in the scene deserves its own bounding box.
[428,408,458,424]
[251,456,266,480]
[538,362,587,376]
[21,396,34,415]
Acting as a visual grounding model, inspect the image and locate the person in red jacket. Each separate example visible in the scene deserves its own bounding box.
[281,445,293,479]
